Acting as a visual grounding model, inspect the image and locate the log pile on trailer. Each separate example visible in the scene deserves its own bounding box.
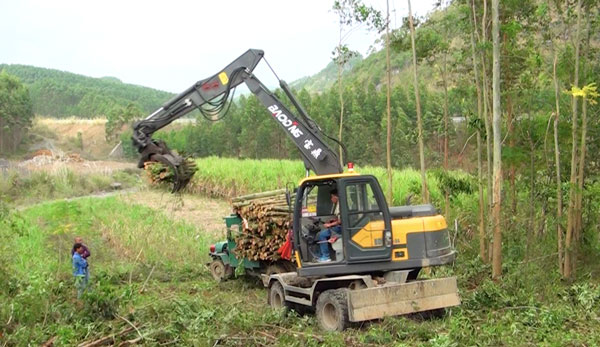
[231,189,294,261]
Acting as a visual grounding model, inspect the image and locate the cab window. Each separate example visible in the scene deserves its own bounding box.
[345,182,382,229]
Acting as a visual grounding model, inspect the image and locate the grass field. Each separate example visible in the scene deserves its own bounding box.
[2,191,599,345]
[189,156,473,204]
[1,157,600,346]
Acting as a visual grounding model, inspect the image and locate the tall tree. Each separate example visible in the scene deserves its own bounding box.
[553,53,564,273]
[408,0,429,203]
[385,0,393,203]
[564,0,583,280]
[491,0,502,279]
[332,0,383,168]
[0,71,34,153]
[105,103,144,142]
[470,0,487,262]
[473,0,494,260]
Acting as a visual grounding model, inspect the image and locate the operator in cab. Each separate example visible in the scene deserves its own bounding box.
[317,189,341,262]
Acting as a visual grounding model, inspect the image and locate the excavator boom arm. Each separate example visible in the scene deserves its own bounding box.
[132,49,343,191]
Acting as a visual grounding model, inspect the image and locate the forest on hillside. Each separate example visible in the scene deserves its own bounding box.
[146,0,600,282]
[2,0,600,281]
[0,64,173,118]
[3,0,600,344]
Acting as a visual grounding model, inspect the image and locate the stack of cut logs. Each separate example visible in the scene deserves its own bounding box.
[232,189,294,261]
[144,162,173,185]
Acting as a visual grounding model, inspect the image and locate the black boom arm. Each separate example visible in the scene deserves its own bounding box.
[132,49,343,191]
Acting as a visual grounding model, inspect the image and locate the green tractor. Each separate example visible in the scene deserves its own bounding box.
[208,214,295,282]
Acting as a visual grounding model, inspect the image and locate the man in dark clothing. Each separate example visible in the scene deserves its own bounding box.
[317,189,341,262]
[73,243,88,298]
[71,237,90,296]
[71,237,90,259]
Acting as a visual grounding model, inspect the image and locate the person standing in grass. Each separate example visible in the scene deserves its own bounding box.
[72,243,89,298]
[71,237,90,259]
[71,237,91,286]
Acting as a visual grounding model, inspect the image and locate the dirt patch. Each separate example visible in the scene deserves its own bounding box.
[119,190,232,240]
[33,117,193,160]
[17,157,136,175]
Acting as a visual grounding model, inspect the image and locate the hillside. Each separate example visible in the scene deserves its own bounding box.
[1,48,418,119]
[291,54,363,93]
[0,64,174,118]
[291,47,432,94]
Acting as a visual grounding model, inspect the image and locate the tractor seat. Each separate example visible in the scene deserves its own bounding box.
[389,204,438,219]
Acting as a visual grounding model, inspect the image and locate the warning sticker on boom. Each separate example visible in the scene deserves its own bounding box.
[218,72,229,85]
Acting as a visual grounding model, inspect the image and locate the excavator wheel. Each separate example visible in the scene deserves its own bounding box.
[268,281,287,309]
[316,289,350,331]
[209,259,233,282]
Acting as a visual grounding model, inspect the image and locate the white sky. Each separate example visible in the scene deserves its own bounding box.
[1,0,437,93]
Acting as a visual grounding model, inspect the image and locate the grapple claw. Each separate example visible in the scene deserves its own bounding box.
[139,140,197,192]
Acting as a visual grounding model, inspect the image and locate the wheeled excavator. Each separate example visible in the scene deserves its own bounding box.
[132,49,460,331]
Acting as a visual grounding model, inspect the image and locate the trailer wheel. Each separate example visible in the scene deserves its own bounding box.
[209,259,233,282]
[268,281,286,308]
[316,289,350,331]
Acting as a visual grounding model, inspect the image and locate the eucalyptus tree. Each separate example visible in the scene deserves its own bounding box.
[0,71,34,153]
[407,0,429,203]
[332,0,383,168]
[491,0,502,279]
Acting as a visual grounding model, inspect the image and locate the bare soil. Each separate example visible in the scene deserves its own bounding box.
[119,190,232,240]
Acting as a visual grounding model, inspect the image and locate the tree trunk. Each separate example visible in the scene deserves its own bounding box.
[480,0,493,261]
[526,117,535,260]
[575,98,587,243]
[507,94,516,215]
[553,52,564,274]
[408,0,429,203]
[470,0,487,262]
[0,117,4,154]
[386,0,393,204]
[491,0,502,279]
[564,0,582,280]
[574,17,591,247]
[338,69,344,168]
[442,53,450,218]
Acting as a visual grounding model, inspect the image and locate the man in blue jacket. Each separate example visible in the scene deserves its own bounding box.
[72,243,88,298]
[317,189,341,262]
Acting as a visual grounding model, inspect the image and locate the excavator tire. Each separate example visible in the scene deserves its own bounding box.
[268,281,287,309]
[316,289,350,331]
[209,259,233,282]
[268,280,310,316]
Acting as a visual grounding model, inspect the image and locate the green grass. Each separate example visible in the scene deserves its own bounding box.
[2,193,600,346]
[188,156,479,230]
[0,167,141,207]
[190,156,474,205]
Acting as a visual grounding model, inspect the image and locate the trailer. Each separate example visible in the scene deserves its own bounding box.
[208,214,295,281]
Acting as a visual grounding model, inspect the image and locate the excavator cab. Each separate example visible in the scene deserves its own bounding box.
[292,172,455,278]
[294,173,394,276]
